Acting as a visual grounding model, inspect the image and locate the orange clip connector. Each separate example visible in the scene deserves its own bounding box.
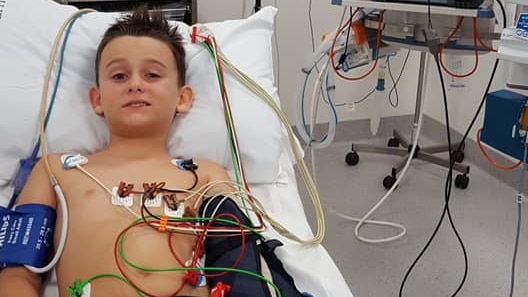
[158,215,168,232]
[351,21,367,45]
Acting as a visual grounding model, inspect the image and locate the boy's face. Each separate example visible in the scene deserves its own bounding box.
[89,36,192,138]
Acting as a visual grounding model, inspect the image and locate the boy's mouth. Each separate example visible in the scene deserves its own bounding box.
[123,100,151,108]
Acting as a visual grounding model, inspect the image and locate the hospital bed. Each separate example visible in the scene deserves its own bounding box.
[0,0,353,296]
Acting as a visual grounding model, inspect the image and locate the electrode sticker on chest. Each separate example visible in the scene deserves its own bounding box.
[111,186,133,207]
[61,153,88,169]
[0,204,56,268]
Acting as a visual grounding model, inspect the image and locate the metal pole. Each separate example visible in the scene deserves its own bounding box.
[411,51,427,141]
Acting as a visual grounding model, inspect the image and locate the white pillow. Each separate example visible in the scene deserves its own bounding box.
[0,0,282,204]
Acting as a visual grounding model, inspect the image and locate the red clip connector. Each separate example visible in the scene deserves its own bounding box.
[184,270,199,286]
[191,26,198,44]
[210,281,231,297]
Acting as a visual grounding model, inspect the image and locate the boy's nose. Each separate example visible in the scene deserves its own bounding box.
[128,75,144,93]
[128,86,143,93]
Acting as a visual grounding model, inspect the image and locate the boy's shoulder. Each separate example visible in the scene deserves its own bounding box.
[194,158,222,168]
[35,153,66,171]
[192,158,232,188]
[193,158,227,174]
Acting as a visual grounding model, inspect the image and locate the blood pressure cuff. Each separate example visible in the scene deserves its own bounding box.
[200,196,310,297]
[0,204,56,268]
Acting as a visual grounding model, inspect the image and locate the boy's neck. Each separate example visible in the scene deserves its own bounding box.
[104,134,169,161]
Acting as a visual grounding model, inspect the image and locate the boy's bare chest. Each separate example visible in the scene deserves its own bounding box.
[53,161,208,297]
[57,162,202,219]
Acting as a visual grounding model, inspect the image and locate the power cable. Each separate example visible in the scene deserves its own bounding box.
[308,0,315,53]
[354,88,376,104]
[398,2,506,293]
[399,33,466,297]
[387,49,411,108]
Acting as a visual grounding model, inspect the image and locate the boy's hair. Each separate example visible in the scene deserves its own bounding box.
[94,6,186,86]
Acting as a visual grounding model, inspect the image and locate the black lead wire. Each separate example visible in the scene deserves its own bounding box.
[399,2,506,295]
[398,41,468,297]
[139,166,199,224]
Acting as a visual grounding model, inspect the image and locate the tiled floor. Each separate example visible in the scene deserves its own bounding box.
[297,139,528,297]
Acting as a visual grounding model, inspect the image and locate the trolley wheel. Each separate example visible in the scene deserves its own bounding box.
[452,150,465,163]
[387,138,400,147]
[383,175,397,190]
[454,174,469,189]
[345,151,359,166]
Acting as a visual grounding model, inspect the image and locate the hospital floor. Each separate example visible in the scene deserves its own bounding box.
[297,137,528,297]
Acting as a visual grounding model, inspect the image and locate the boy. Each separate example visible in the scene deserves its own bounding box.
[0,6,233,297]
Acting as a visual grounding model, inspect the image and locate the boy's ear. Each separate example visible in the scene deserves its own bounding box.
[175,85,194,115]
[89,86,105,116]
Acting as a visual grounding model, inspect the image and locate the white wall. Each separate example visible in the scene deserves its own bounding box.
[196,0,417,130]
[422,52,507,141]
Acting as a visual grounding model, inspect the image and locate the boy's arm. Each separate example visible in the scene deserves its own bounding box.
[202,160,236,197]
[0,267,42,297]
[0,159,58,297]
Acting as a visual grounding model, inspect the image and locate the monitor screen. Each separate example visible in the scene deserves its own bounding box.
[517,13,528,31]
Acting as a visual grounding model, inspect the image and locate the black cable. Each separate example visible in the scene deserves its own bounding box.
[398,41,468,297]
[354,88,376,104]
[387,49,411,108]
[439,58,469,296]
[308,0,315,53]
[253,0,261,13]
[398,2,506,295]
[386,57,399,107]
[496,0,507,31]
[306,0,329,107]
[335,88,376,107]
[453,0,506,151]
[339,7,354,68]
[398,56,501,297]
[427,0,432,30]
[136,166,200,225]
[164,169,199,192]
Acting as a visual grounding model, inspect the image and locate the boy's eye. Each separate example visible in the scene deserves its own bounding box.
[112,73,126,80]
[146,73,160,78]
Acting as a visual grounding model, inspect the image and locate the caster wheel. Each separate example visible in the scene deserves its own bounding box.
[387,138,399,147]
[454,174,469,189]
[383,175,397,189]
[345,151,359,166]
[452,150,465,163]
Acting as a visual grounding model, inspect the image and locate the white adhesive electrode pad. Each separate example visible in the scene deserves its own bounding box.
[164,201,185,218]
[111,187,133,207]
[141,193,162,208]
[60,154,88,169]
